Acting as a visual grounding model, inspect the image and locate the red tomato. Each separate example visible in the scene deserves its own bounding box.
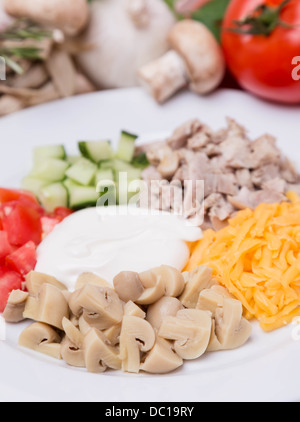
[0,231,12,261]
[0,188,38,205]
[41,216,60,237]
[5,241,37,276]
[0,268,23,312]
[52,207,73,221]
[1,201,42,246]
[222,0,300,104]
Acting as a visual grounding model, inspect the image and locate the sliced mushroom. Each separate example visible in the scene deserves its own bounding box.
[25,271,67,295]
[103,324,122,347]
[23,283,69,330]
[78,314,92,336]
[196,289,225,316]
[197,285,234,316]
[113,271,145,303]
[3,290,29,323]
[152,265,185,297]
[207,298,252,352]
[141,337,183,374]
[158,309,212,360]
[19,322,62,360]
[135,275,165,306]
[46,48,77,98]
[61,337,85,368]
[76,284,123,330]
[75,272,111,290]
[62,317,84,349]
[119,316,155,373]
[147,296,184,331]
[179,266,214,308]
[69,288,84,318]
[10,64,49,89]
[84,328,122,373]
[124,300,146,319]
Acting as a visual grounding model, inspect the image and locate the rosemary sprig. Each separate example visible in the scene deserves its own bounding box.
[0,20,52,75]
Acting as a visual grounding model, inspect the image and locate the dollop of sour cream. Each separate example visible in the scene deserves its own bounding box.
[36,206,202,290]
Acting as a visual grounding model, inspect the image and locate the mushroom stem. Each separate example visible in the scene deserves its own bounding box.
[138,50,188,104]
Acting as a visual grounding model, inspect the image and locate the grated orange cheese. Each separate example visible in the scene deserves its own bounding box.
[186,192,300,332]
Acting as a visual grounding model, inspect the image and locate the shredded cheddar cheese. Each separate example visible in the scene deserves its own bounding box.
[186,192,300,332]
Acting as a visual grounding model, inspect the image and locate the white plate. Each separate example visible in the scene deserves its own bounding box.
[0,88,300,403]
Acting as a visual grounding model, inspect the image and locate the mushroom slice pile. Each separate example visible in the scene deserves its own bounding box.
[5,265,252,375]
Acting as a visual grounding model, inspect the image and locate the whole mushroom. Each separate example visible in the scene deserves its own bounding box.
[138,19,226,103]
[76,0,176,88]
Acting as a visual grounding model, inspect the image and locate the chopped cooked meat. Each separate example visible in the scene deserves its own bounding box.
[217,173,238,196]
[229,187,286,210]
[141,118,300,229]
[250,134,281,168]
[146,143,172,166]
[262,178,286,194]
[167,119,202,150]
[236,169,253,190]
[280,157,300,184]
[251,164,281,187]
[142,166,162,181]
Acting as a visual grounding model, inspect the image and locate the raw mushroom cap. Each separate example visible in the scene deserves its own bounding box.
[168,20,225,95]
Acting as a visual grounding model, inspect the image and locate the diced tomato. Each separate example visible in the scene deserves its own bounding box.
[0,188,38,205]
[0,231,12,261]
[5,241,37,276]
[41,216,60,237]
[0,267,23,312]
[52,207,73,222]
[2,202,42,246]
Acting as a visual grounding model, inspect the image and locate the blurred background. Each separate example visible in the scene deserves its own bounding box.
[0,0,299,117]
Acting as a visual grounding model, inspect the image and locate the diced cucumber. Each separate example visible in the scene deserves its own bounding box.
[79,140,114,163]
[33,145,66,163]
[66,155,82,165]
[64,179,99,209]
[38,183,68,213]
[116,131,138,163]
[95,168,114,185]
[21,176,49,197]
[31,158,69,182]
[65,157,97,186]
[131,152,149,170]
